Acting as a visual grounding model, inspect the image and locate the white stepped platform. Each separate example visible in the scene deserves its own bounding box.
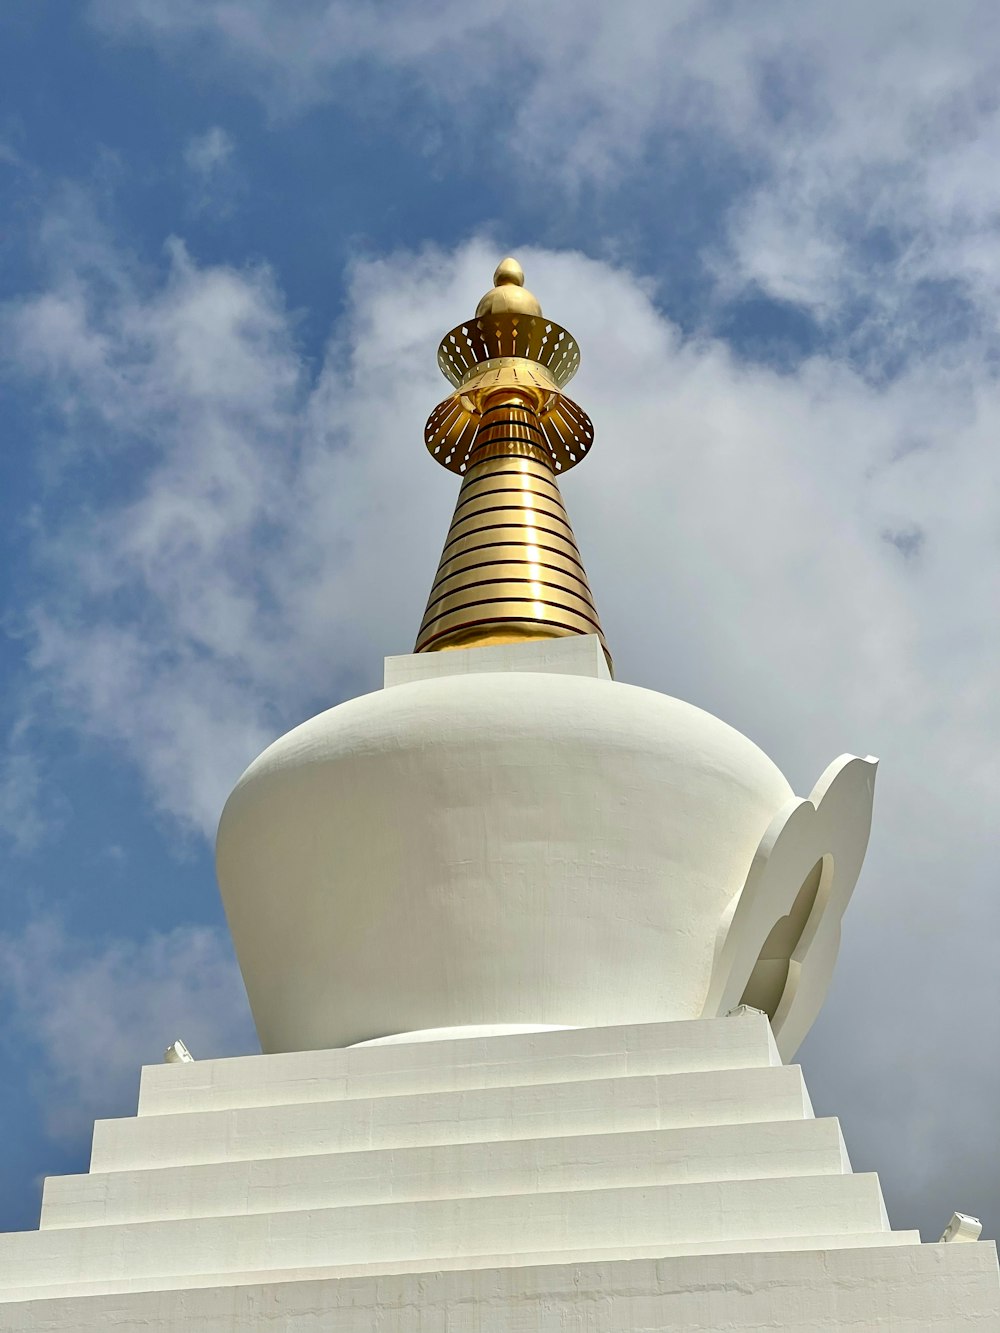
[136,1011,782,1115]
[42,1117,850,1227]
[2,1016,997,1328]
[6,1247,995,1332]
[90,1062,814,1172]
[0,1174,893,1295]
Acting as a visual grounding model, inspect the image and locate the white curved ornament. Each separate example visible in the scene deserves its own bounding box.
[940,1212,983,1244]
[703,754,878,1061]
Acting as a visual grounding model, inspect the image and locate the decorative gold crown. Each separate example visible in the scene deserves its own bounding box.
[424,258,595,475]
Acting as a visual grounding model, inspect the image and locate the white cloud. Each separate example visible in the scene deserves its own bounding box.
[0,917,256,1140]
[90,1,1000,362]
[182,126,239,217]
[0,735,48,854]
[183,125,233,178]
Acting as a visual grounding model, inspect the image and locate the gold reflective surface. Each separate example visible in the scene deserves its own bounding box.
[437,315,580,390]
[416,261,611,670]
[474,257,543,318]
[428,309,593,476]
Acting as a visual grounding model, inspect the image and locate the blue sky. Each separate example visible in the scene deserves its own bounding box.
[1,1,999,1241]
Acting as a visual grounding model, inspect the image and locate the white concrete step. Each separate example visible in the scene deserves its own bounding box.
[0,1173,890,1296]
[136,1014,778,1116]
[0,1232,931,1309]
[91,1063,814,1172]
[4,1240,987,1329]
[42,1117,849,1229]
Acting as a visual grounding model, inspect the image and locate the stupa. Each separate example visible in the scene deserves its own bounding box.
[1,260,996,1329]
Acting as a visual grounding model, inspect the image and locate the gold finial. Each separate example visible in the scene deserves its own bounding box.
[415,258,611,671]
[475,256,542,318]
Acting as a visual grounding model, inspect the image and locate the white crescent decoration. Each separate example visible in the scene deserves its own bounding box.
[703,754,878,1060]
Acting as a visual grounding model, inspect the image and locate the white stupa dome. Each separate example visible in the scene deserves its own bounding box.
[217,664,794,1053]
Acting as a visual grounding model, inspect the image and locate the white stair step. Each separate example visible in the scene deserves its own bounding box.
[0,1232,929,1308]
[91,1064,813,1172]
[136,1014,778,1116]
[42,1117,848,1228]
[0,1173,889,1296]
[4,1239,986,1328]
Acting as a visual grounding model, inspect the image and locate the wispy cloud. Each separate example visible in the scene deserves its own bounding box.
[90,1,1000,368]
[0,139,23,168]
[182,125,240,217]
[183,125,233,178]
[0,730,48,854]
[0,917,256,1140]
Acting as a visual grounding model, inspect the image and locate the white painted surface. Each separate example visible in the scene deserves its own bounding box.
[0,1174,892,1295]
[0,1234,928,1305]
[41,1117,849,1228]
[219,639,876,1059]
[91,1063,815,1172]
[7,1245,994,1331]
[383,633,611,686]
[941,1210,985,1243]
[354,1022,577,1043]
[217,663,796,1052]
[705,753,878,1060]
[136,1013,779,1116]
[3,1016,996,1322]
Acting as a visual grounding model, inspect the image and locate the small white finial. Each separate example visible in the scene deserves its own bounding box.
[939,1211,982,1243]
[164,1039,195,1064]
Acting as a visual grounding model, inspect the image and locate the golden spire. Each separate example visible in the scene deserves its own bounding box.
[415,258,612,671]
